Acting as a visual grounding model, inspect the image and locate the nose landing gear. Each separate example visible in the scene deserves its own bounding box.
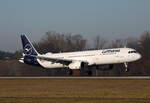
[124,62,130,72]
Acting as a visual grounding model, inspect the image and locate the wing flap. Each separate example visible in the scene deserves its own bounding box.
[28,55,88,66]
[31,55,72,65]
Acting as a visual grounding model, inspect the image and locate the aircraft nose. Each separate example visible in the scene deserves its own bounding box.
[136,53,142,60]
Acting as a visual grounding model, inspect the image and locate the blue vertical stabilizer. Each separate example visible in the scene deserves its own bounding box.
[20,35,40,66]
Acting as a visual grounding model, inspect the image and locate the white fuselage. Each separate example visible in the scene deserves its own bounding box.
[37,48,141,69]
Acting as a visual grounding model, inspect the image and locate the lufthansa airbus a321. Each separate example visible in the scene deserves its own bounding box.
[19,35,142,75]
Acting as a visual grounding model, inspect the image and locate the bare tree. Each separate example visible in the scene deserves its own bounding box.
[110,39,126,48]
[94,35,107,49]
[126,37,138,49]
[34,31,87,54]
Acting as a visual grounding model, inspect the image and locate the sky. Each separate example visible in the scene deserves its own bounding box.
[0,0,150,52]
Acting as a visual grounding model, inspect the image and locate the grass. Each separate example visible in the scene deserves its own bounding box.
[0,78,149,103]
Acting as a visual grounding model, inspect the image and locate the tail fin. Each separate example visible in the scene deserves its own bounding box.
[21,34,39,56]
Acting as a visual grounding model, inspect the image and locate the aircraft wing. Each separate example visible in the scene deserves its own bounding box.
[30,55,87,65]
[37,55,72,65]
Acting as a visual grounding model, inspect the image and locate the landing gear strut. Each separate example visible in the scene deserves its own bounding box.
[124,62,129,72]
[80,67,93,76]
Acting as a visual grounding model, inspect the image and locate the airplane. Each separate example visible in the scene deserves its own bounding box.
[19,34,142,75]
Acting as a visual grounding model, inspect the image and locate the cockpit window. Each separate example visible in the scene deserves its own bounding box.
[128,51,137,54]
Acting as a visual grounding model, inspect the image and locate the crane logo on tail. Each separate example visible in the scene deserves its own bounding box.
[24,44,32,55]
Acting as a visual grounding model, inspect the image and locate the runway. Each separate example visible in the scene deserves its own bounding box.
[0,76,149,103]
[0,97,149,101]
[0,76,150,79]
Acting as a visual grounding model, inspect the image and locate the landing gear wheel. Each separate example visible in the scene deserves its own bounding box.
[87,71,92,76]
[80,70,92,76]
[69,70,73,76]
[125,68,130,72]
[80,69,85,76]
[67,70,73,76]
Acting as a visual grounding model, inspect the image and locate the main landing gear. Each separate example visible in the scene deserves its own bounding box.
[66,69,73,76]
[80,69,93,76]
[66,68,92,76]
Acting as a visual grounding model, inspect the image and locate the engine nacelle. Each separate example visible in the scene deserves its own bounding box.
[68,61,82,69]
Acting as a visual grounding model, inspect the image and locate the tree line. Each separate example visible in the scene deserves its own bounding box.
[0,31,150,76]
